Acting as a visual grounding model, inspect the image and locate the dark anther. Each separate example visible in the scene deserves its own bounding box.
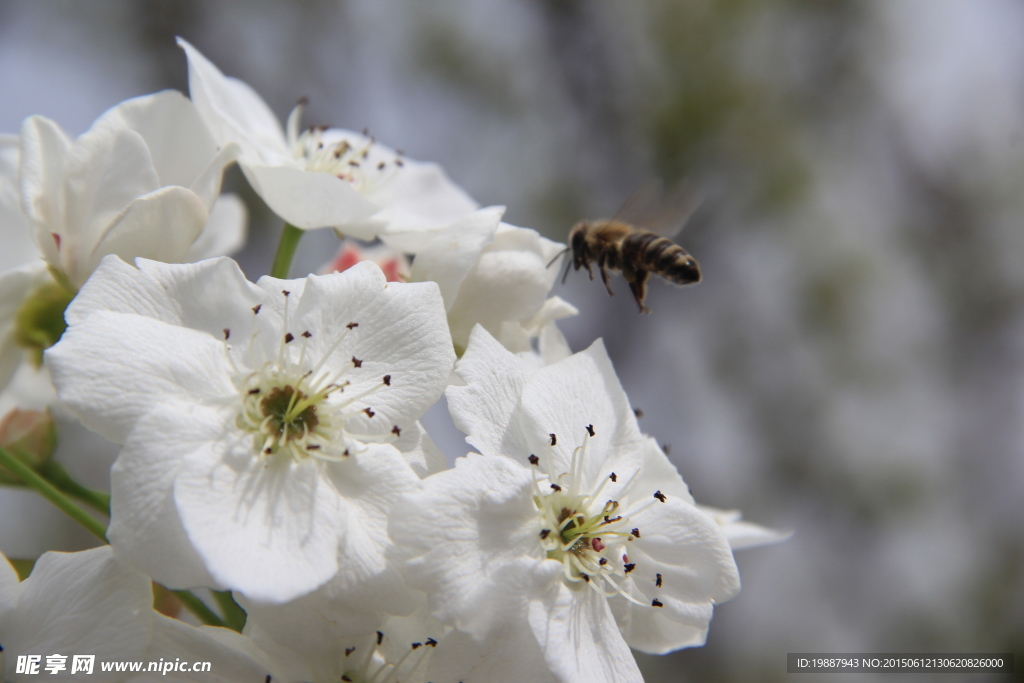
[549,433,557,446]
[223,328,230,340]
[343,449,350,456]
[624,563,636,574]
[347,322,359,329]
[581,574,590,582]
[412,642,422,650]
[656,573,663,587]
[631,528,641,538]
[248,388,261,395]
[586,424,595,437]
[599,557,608,565]
[540,529,550,539]
[392,425,401,436]
[349,160,360,167]
[252,304,262,315]
[263,447,272,455]
[609,472,617,482]
[528,454,539,465]
[364,407,375,418]
[342,676,352,682]
[352,356,363,368]
[652,598,664,608]
[653,491,666,503]
[297,96,310,106]
[395,159,404,167]
[284,333,295,344]
[345,647,355,657]
[550,484,562,492]
[282,290,290,297]
[633,408,644,419]
[376,631,384,645]
[378,161,386,170]
[662,443,671,455]
[426,638,438,647]
[383,375,391,385]
[265,676,272,683]
[307,444,321,450]
[302,331,312,338]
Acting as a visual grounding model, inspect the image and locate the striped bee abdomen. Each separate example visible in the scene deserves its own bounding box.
[621,231,701,285]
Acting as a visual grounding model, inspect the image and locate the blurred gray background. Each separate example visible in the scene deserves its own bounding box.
[1,1,1022,680]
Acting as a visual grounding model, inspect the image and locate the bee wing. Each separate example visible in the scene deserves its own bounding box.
[613,178,702,238]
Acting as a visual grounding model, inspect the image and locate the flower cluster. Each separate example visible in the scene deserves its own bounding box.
[0,40,786,682]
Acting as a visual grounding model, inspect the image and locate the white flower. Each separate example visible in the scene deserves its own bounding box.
[19,90,242,290]
[391,327,740,682]
[245,602,446,683]
[400,208,577,355]
[0,546,270,682]
[178,39,477,237]
[0,92,246,401]
[46,256,454,603]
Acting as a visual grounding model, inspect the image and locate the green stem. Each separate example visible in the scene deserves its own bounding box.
[0,446,106,541]
[270,223,304,279]
[172,590,225,628]
[213,590,247,632]
[38,460,111,517]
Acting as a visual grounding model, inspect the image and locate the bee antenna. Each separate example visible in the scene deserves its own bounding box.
[546,246,570,269]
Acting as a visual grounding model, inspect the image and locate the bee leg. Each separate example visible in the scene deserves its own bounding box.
[598,256,615,296]
[628,270,651,314]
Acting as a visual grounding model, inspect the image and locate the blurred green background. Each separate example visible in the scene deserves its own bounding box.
[1,1,1022,680]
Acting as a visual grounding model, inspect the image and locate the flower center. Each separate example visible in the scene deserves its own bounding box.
[286,103,403,195]
[229,292,396,462]
[530,427,656,607]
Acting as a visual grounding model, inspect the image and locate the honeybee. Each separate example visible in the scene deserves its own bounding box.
[563,180,702,314]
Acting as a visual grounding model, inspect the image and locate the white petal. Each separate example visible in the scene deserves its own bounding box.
[446,325,533,460]
[318,443,421,615]
[18,115,72,269]
[529,583,642,683]
[177,38,288,162]
[89,90,220,190]
[409,207,502,311]
[174,437,345,603]
[185,193,248,261]
[608,594,712,653]
[286,262,454,439]
[0,134,39,272]
[188,142,242,210]
[446,225,563,351]
[617,497,740,652]
[62,127,161,282]
[428,623,558,683]
[46,310,236,443]
[108,403,221,589]
[392,419,446,478]
[373,158,479,232]
[65,255,265,338]
[0,551,18,614]
[81,185,209,286]
[0,547,154,682]
[391,453,553,636]
[519,339,644,486]
[140,616,272,683]
[633,437,696,505]
[241,162,379,230]
[698,504,793,550]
